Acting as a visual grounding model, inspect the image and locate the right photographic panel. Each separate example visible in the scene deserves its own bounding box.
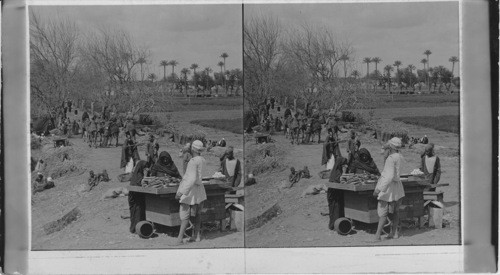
[243,1,460,247]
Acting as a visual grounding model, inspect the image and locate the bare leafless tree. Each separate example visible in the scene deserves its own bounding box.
[30,11,80,117]
[244,15,284,111]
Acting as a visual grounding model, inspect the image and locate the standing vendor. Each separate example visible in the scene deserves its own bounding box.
[128,160,148,234]
[173,140,207,245]
[220,146,242,187]
[373,137,405,241]
[420,143,441,190]
[327,156,349,231]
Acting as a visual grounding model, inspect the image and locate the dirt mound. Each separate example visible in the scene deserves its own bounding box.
[34,145,87,180]
[245,142,288,175]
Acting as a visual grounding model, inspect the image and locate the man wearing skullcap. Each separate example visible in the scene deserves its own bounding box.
[373,137,405,241]
[420,143,441,190]
[173,140,207,245]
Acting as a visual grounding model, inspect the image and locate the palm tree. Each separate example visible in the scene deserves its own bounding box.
[340,54,349,79]
[190,63,199,87]
[168,60,178,77]
[420,58,428,91]
[372,57,381,76]
[407,64,416,90]
[204,67,212,94]
[148,73,157,82]
[449,56,459,77]
[217,61,224,85]
[137,57,146,81]
[220,52,229,72]
[160,60,169,81]
[180,68,190,94]
[393,60,402,89]
[351,70,360,79]
[384,65,394,92]
[423,50,432,68]
[363,57,372,78]
[420,58,428,70]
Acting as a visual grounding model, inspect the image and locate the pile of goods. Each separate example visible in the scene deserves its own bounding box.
[339,173,379,185]
[141,176,181,188]
[410,168,425,176]
[212,171,225,179]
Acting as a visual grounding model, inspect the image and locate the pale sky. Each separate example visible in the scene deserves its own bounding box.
[245,1,460,75]
[31,5,243,77]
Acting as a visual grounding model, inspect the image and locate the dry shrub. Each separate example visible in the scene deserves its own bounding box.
[245,143,286,176]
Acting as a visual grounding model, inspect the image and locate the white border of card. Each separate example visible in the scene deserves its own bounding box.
[3,0,496,273]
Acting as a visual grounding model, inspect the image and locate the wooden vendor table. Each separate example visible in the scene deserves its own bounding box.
[128,181,231,228]
[325,177,430,225]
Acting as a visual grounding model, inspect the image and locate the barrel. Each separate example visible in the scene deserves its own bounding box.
[136,221,155,239]
[334,218,352,235]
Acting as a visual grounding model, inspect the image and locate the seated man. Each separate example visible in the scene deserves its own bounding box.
[220,146,242,188]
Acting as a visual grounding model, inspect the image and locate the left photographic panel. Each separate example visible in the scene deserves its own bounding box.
[29,5,244,250]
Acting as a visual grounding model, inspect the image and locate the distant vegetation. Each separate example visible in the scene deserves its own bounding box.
[393,115,459,134]
[378,94,459,108]
[190,118,242,134]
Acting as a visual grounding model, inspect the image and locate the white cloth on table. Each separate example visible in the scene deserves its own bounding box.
[178,156,207,205]
[375,153,405,202]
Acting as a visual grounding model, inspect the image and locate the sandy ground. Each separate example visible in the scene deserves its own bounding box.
[245,106,460,247]
[31,109,243,250]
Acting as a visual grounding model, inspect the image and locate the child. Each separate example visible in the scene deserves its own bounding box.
[373,137,405,241]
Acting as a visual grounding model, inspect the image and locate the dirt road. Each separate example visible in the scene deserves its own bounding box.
[31,110,243,250]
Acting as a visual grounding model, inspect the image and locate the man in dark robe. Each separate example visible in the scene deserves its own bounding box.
[321,130,341,167]
[120,133,140,170]
[327,156,348,231]
[128,160,148,234]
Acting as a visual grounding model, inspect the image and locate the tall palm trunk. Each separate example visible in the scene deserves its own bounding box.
[366,63,370,78]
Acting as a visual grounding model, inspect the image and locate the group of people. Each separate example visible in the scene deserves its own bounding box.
[127,140,205,245]
[326,134,442,241]
[126,134,243,244]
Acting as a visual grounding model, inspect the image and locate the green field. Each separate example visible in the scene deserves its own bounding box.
[190,118,243,134]
[393,115,459,134]
[377,94,459,108]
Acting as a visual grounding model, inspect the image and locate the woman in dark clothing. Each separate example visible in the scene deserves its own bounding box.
[128,160,148,234]
[347,148,381,175]
[151,151,181,178]
[327,156,348,230]
[120,133,140,172]
[321,129,341,169]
